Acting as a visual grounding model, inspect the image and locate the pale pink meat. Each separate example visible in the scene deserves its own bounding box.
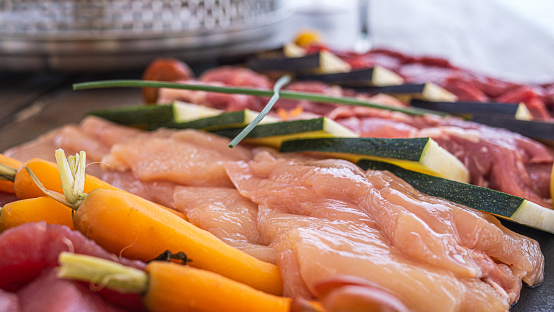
[224,151,544,312]
[103,128,252,187]
[100,170,177,208]
[4,129,60,163]
[79,116,142,147]
[54,125,111,162]
[173,186,276,263]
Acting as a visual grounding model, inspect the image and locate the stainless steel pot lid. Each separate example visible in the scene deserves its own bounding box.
[0,0,292,71]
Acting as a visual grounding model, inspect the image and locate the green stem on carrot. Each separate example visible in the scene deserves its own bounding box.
[25,149,88,210]
[57,252,148,294]
[0,164,16,182]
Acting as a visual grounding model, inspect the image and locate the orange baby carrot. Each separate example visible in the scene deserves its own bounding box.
[0,196,74,232]
[0,155,186,220]
[14,157,119,200]
[58,253,296,312]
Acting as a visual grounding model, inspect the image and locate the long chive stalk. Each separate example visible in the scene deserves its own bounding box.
[73,80,446,117]
[228,75,291,147]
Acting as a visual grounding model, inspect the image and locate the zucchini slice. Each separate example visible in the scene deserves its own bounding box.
[149,109,279,131]
[471,116,554,143]
[89,101,222,126]
[279,137,469,183]
[247,51,351,74]
[352,83,456,102]
[296,66,404,87]
[357,159,554,234]
[411,100,532,120]
[211,117,358,148]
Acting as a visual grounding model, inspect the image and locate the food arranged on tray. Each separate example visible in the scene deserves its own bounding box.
[1,37,553,311]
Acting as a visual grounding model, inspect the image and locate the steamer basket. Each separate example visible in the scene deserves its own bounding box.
[0,0,292,71]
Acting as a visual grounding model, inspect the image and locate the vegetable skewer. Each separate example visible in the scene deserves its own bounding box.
[27,149,283,296]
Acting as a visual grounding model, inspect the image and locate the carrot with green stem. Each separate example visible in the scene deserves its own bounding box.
[28,149,283,296]
[0,155,186,225]
[58,252,317,312]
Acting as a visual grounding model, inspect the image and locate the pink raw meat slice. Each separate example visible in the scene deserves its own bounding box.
[0,222,144,292]
[79,116,142,147]
[173,186,276,263]
[17,268,128,312]
[54,125,111,162]
[100,170,177,208]
[104,129,252,187]
[224,151,544,311]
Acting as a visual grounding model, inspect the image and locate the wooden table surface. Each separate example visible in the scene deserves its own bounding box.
[0,71,154,152]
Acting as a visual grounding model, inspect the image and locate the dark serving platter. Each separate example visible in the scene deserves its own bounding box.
[503,220,554,311]
[1,71,553,311]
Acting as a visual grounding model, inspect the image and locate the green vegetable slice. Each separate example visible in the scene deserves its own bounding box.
[279,137,469,183]
[211,118,358,148]
[356,159,554,234]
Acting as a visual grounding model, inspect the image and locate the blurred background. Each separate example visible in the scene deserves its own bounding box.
[1,0,553,82]
[1,0,553,151]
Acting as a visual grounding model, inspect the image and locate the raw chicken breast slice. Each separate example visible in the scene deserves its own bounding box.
[224,151,544,311]
[173,186,275,263]
[104,129,253,187]
[260,208,509,312]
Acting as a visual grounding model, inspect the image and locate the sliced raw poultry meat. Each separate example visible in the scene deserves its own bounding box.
[79,115,143,147]
[100,170,178,208]
[4,117,253,207]
[17,268,129,312]
[0,222,145,292]
[173,186,276,263]
[102,128,252,187]
[4,116,140,165]
[224,151,544,312]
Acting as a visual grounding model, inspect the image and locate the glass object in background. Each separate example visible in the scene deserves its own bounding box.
[288,0,371,51]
